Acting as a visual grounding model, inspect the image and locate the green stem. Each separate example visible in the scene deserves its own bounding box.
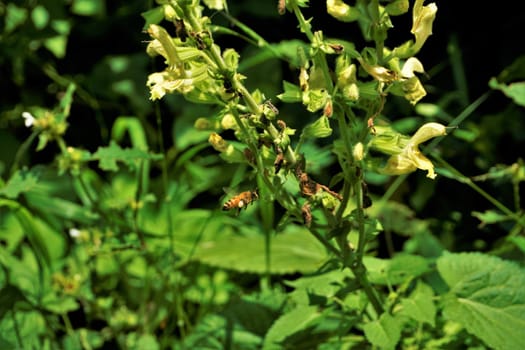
[291,4,314,42]
[434,154,525,232]
[10,130,38,176]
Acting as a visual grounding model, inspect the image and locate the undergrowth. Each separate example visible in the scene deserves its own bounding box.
[1,0,525,349]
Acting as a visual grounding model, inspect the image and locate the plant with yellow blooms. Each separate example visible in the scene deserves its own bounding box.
[3,0,525,349]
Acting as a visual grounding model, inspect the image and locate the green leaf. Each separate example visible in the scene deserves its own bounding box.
[471,210,510,227]
[41,294,79,314]
[0,285,30,321]
[71,0,105,16]
[277,81,302,103]
[437,252,525,350]
[31,5,49,30]
[362,313,401,350]
[301,116,332,139]
[371,200,429,237]
[4,3,28,33]
[365,254,431,285]
[398,282,436,326]
[0,168,41,199]
[489,78,525,107]
[44,35,68,58]
[141,7,165,30]
[508,236,525,254]
[193,225,328,274]
[91,141,162,171]
[112,116,148,150]
[0,311,46,349]
[263,305,320,350]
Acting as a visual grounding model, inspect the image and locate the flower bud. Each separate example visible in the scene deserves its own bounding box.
[209,132,228,153]
[343,83,359,101]
[221,113,238,130]
[385,0,409,16]
[353,142,364,161]
[327,0,360,22]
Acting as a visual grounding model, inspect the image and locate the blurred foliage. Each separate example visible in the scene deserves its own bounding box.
[1,0,525,349]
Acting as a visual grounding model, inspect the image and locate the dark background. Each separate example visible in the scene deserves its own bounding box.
[1,0,524,251]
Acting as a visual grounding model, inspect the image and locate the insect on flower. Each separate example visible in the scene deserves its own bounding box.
[222,189,259,215]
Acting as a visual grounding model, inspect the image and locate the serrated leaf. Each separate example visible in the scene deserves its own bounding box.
[437,252,525,350]
[193,225,327,274]
[91,141,162,171]
[398,282,436,326]
[0,168,41,199]
[362,313,401,350]
[263,305,320,350]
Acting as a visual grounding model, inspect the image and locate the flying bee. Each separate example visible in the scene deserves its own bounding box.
[222,189,259,215]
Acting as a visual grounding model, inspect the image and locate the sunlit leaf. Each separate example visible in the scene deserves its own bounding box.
[365,254,431,285]
[193,225,328,274]
[437,252,525,350]
[397,282,436,326]
[263,305,320,350]
[362,312,401,350]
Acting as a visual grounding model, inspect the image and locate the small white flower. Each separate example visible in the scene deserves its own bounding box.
[22,112,36,127]
[69,228,81,238]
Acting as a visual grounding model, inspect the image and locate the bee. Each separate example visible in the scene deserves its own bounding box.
[222,189,259,214]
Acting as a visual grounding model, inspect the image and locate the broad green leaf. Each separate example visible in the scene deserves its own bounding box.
[193,225,328,274]
[437,252,525,350]
[286,269,352,299]
[0,204,52,266]
[91,141,162,171]
[129,333,160,350]
[263,305,320,350]
[371,200,429,237]
[41,293,79,314]
[0,247,41,304]
[397,282,436,326]
[362,313,401,350]
[365,254,431,285]
[0,311,46,349]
